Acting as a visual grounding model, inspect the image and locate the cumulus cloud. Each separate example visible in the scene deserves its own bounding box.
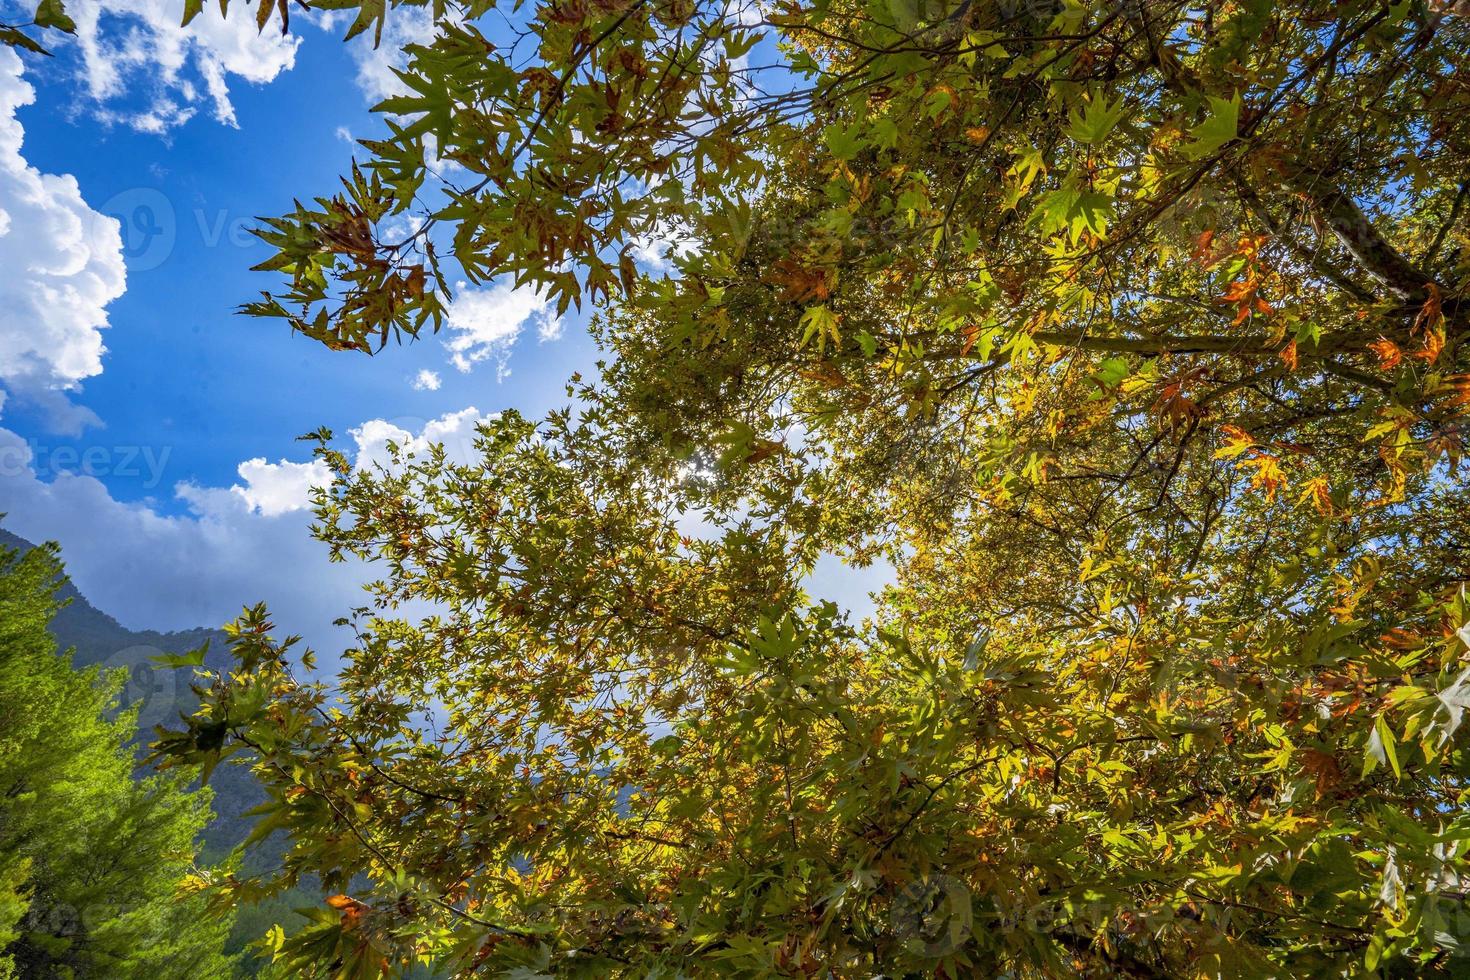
[411,368,442,391]
[67,0,301,131]
[0,50,126,434]
[0,409,497,650]
[442,280,562,378]
[0,427,353,649]
[725,0,771,28]
[350,406,494,472]
[225,456,332,517]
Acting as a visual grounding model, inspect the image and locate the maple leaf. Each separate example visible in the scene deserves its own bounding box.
[1152,381,1202,429]
[1192,229,1217,266]
[1297,477,1333,516]
[1413,326,1445,364]
[1214,424,1256,460]
[1279,339,1299,371]
[1300,749,1342,796]
[1181,95,1241,160]
[1221,274,1272,325]
[1367,337,1402,370]
[768,257,833,304]
[1066,95,1128,145]
[1240,451,1287,499]
[1413,282,1444,334]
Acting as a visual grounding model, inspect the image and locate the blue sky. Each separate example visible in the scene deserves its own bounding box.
[0,3,886,652]
[0,5,614,645]
[6,9,601,500]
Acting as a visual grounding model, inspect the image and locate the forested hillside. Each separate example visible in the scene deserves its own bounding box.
[0,529,324,978]
[0,529,262,858]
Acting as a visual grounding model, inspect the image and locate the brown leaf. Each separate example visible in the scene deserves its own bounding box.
[767,257,832,304]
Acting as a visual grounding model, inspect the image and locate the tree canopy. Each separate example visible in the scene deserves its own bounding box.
[11,0,1470,975]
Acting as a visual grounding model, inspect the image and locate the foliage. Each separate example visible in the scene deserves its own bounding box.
[12,0,1470,974]
[0,538,239,978]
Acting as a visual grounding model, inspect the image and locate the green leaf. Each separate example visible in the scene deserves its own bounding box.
[824,122,862,162]
[799,304,841,350]
[1181,95,1241,161]
[869,117,899,151]
[1364,714,1400,779]
[0,25,51,54]
[1092,356,1130,391]
[1032,182,1113,243]
[1066,95,1127,145]
[33,0,75,34]
[151,643,209,669]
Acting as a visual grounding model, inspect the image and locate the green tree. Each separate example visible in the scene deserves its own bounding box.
[0,538,238,978]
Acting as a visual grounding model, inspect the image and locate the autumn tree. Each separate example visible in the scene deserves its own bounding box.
[12,0,1470,975]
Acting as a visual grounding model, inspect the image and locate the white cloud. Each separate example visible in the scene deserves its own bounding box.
[442,280,561,378]
[0,427,354,649]
[0,50,126,434]
[345,4,436,104]
[629,220,698,273]
[333,9,471,181]
[725,0,770,28]
[227,456,332,516]
[411,368,441,391]
[350,406,494,472]
[0,409,495,651]
[68,0,301,130]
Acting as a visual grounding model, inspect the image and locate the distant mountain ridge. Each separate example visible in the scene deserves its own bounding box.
[0,528,228,665]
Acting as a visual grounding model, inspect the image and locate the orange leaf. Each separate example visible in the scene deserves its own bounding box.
[1241,452,1286,500]
[1413,282,1444,334]
[766,257,832,304]
[1279,339,1298,371]
[1192,229,1216,265]
[1367,337,1402,370]
[1214,424,1256,460]
[1235,233,1269,260]
[1297,477,1333,516]
[1413,326,1445,364]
